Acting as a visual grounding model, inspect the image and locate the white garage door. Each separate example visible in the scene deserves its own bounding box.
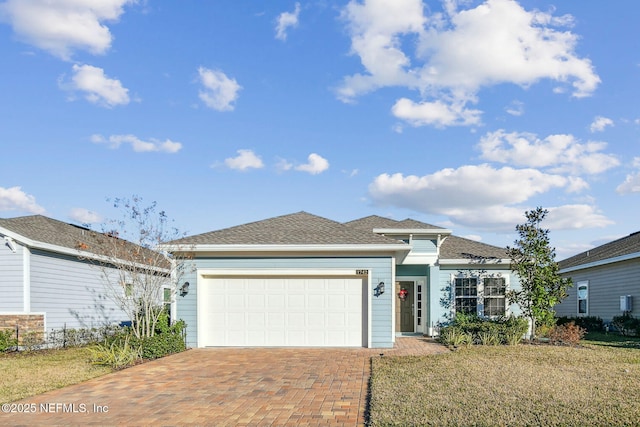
[199,276,366,347]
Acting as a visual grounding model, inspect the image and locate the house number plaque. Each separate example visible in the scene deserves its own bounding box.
[356,269,369,275]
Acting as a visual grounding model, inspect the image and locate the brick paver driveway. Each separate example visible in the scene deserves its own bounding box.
[1,337,447,426]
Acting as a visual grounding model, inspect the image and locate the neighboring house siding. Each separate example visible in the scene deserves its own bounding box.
[558,258,640,322]
[0,239,24,311]
[178,256,394,348]
[29,249,128,330]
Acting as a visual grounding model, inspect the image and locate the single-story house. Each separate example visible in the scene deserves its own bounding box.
[556,231,640,323]
[166,212,520,349]
[0,215,169,337]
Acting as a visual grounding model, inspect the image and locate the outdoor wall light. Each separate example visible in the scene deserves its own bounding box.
[374,281,385,297]
[180,282,190,297]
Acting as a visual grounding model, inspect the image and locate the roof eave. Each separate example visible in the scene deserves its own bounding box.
[560,251,640,273]
[373,228,452,235]
[164,243,411,253]
[439,258,510,266]
[0,226,170,274]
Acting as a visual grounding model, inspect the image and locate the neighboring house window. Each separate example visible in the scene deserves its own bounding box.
[455,278,478,314]
[483,277,506,316]
[577,281,588,315]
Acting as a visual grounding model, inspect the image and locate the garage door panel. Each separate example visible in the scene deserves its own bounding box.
[201,277,365,347]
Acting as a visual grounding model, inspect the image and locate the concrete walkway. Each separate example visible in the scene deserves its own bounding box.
[1,337,447,426]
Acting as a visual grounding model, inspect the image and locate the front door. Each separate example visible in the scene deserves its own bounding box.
[395,281,415,333]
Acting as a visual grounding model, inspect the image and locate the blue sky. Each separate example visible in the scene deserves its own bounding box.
[0,0,638,259]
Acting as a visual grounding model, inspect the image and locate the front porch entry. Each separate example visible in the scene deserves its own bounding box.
[395,281,415,333]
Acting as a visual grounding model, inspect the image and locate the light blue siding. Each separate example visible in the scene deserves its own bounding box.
[30,249,129,330]
[0,239,24,311]
[177,256,394,348]
[410,238,437,254]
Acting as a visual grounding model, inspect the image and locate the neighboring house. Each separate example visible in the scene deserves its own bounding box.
[0,215,168,337]
[556,231,640,323]
[165,212,520,349]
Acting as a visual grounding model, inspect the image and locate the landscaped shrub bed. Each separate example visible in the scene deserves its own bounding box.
[89,311,186,369]
[438,313,529,347]
[556,315,604,333]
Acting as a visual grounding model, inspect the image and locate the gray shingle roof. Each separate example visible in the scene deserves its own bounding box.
[440,235,508,261]
[0,215,96,250]
[0,215,167,268]
[169,212,404,246]
[559,231,640,270]
[344,215,445,231]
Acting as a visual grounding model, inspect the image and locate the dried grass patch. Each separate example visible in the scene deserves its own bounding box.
[369,344,640,426]
[0,348,112,403]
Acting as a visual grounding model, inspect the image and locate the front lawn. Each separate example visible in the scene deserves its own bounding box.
[0,348,112,404]
[369,342,640,426]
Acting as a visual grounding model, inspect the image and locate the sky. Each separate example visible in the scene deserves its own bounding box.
[0,0,638,260]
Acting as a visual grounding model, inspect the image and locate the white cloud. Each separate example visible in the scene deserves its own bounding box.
[91,134,182,153]
[275,3,301,41]
[546,205,613,229]
[0,0,133,60]
[224,149,264,171]
[62,64,130,107]
[0,186,45,214]
[295,153,330,175]
[391,97,482,128]
[69,208,102,224]
[589,116,614,132]
[339,0,600,127]
[276,158,293,173]
[368,164,589,230]
[197,67,242,112]
[616,172,640,194]
[478,130,620,175]
[505,100,524,116]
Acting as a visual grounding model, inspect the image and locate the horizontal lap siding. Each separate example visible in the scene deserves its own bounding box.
[30,250,128,330]
[178,256,394,348]
[558,259,640,322]
[0,241,24,311]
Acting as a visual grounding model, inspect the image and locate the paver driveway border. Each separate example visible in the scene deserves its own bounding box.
[1,337,447,426]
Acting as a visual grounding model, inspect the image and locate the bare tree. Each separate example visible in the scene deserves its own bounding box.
[78,196,191,339]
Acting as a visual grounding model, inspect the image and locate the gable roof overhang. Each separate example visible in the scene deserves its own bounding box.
[560,251,640,274]
[162,242,412,262]
[0,225,170,275]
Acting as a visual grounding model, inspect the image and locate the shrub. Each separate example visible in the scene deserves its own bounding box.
[612,313,640,337]
[438,326,472,347]
[557,316,604,333]
[438,315,528,346]
[88,336,142,369]
[103,312,187,361]
[549,322,586,346]
[0,329,17,352]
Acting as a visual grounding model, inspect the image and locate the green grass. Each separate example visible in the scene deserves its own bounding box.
[0,348,112,404]
[369,340,640,426]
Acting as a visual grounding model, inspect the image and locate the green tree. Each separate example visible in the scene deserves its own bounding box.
[506,207,572,339]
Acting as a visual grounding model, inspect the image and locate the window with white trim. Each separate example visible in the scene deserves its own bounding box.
[453,275,508,317]
[483,277,506,316]
[577,281,588,315]
[454,277,478,314]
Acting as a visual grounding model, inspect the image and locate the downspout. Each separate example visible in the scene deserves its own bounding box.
[23,245,31,313]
